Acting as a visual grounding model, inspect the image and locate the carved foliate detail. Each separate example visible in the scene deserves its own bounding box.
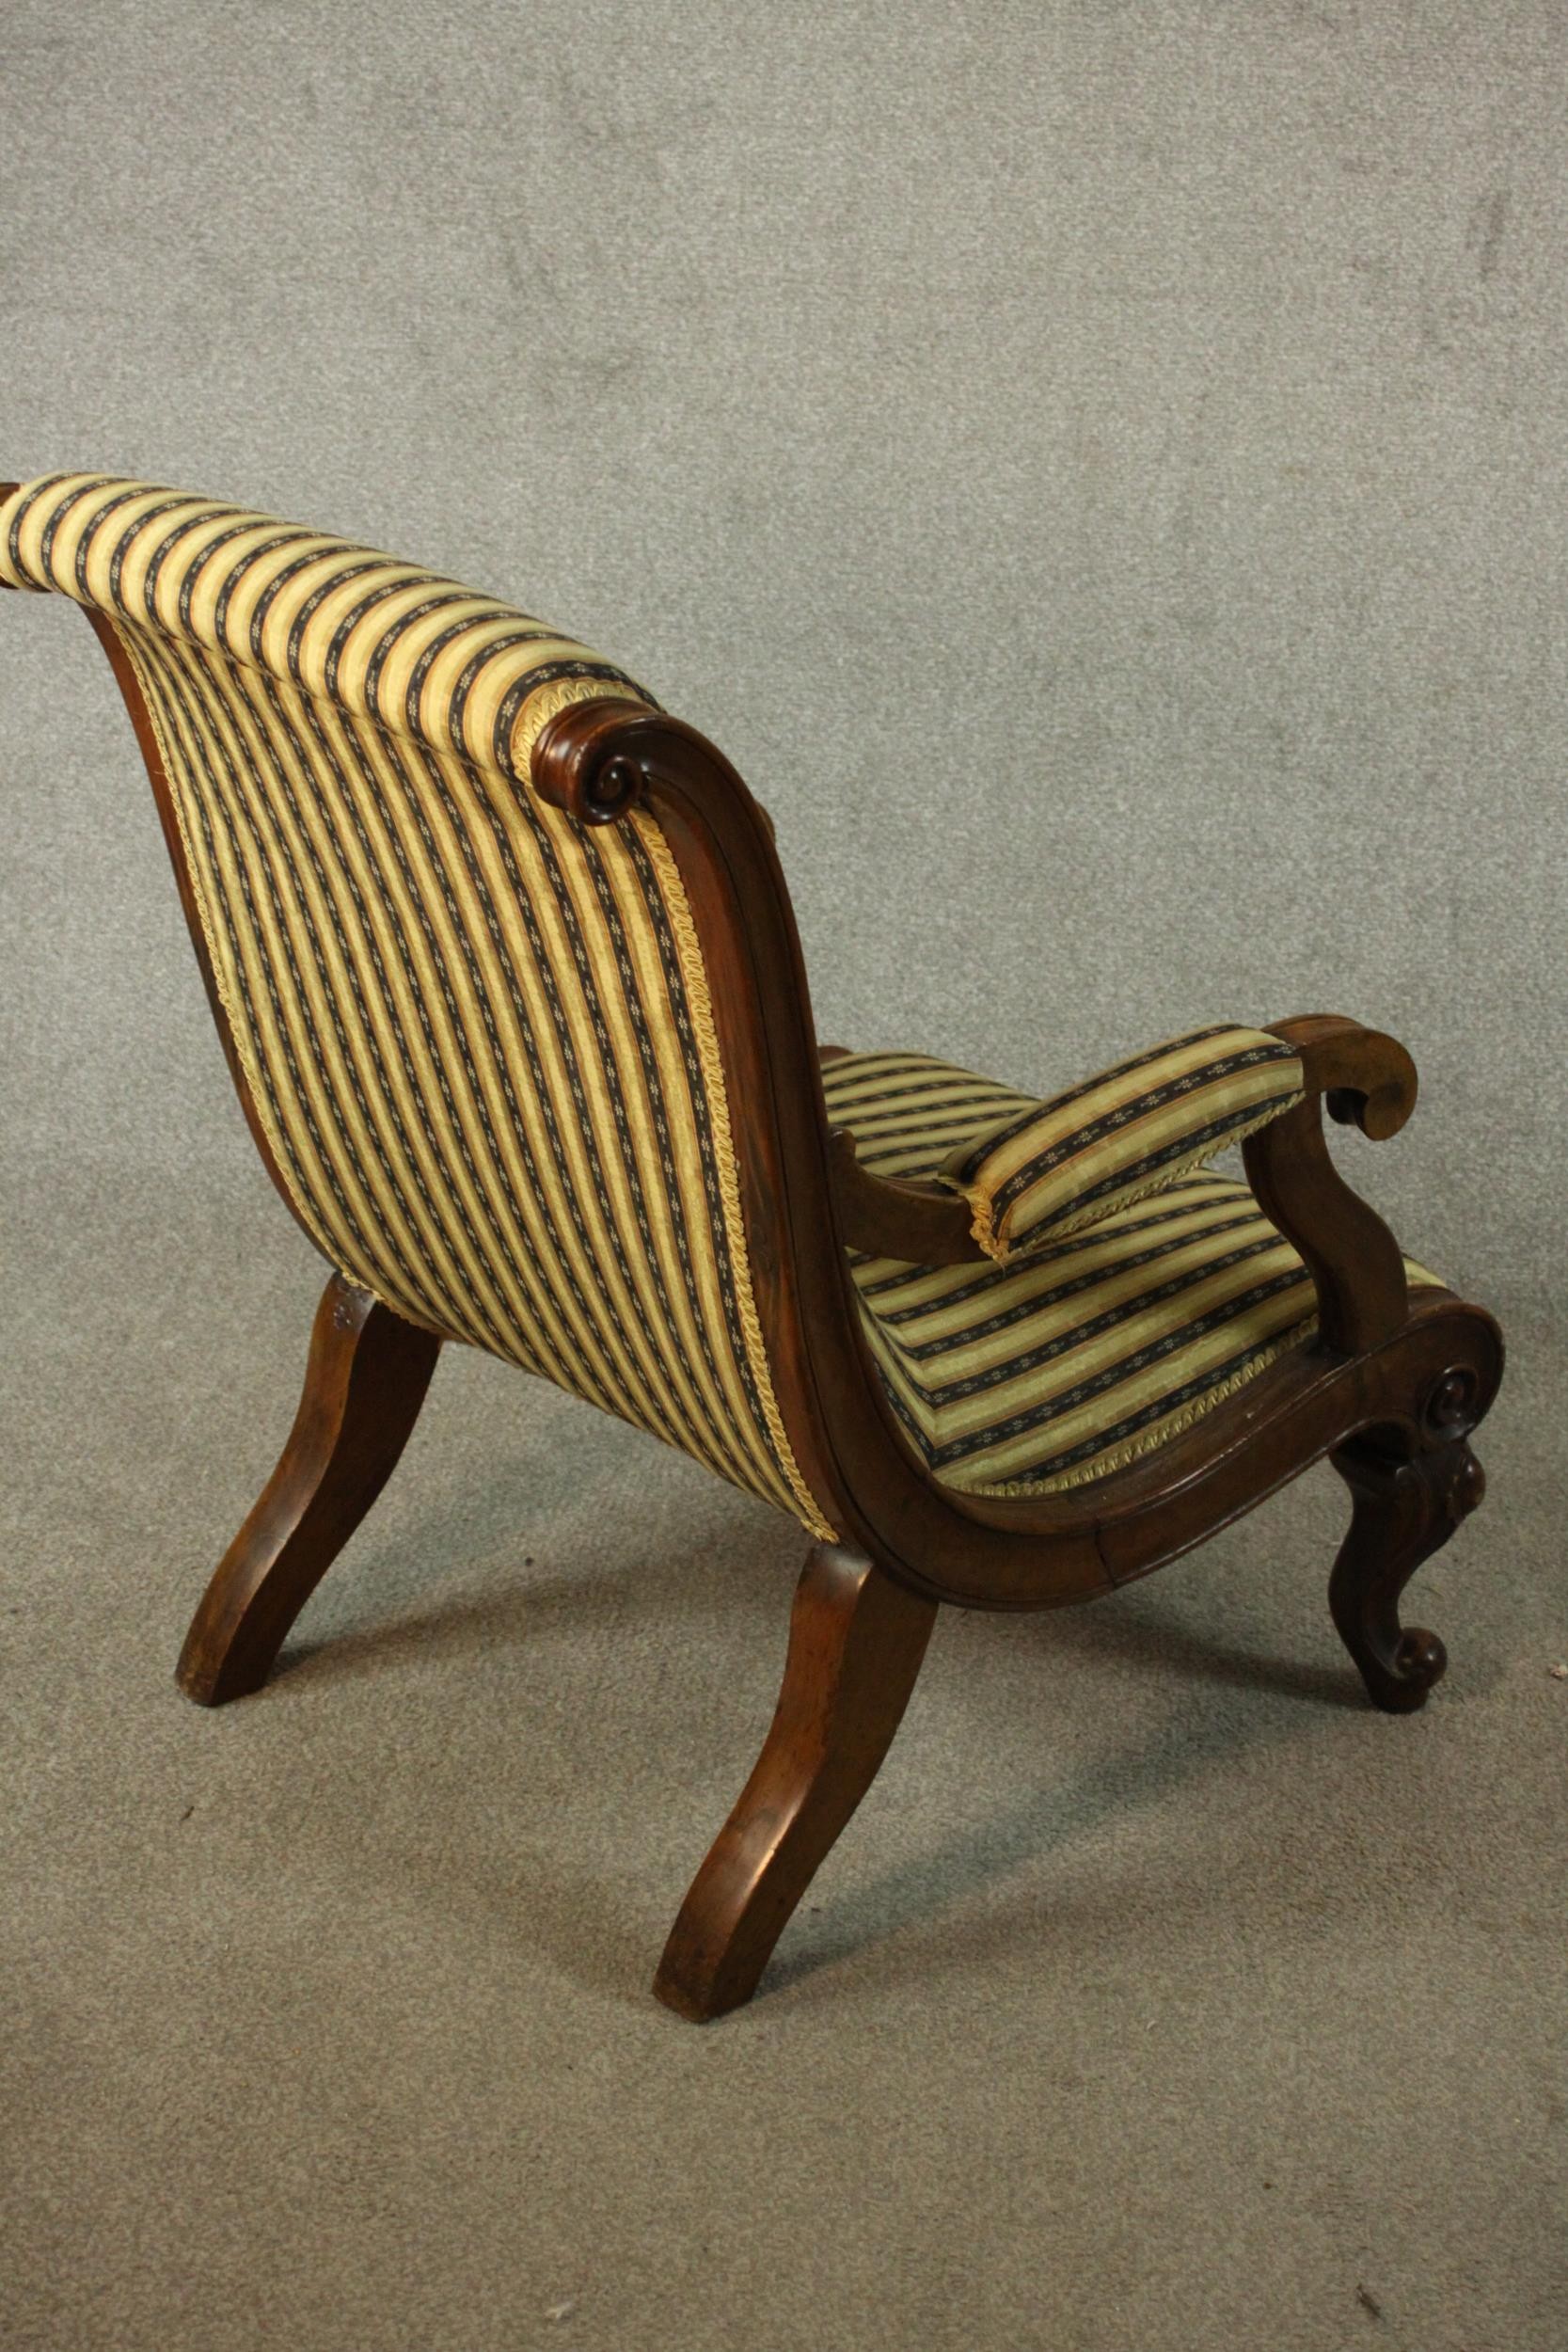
[1327,1405,1487,1715]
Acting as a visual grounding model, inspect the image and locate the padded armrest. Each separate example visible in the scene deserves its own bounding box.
[938,1024,1304,1266]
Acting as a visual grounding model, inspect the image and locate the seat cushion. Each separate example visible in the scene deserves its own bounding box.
[823,1049,1439,1497]
[820,1049,1046,1180]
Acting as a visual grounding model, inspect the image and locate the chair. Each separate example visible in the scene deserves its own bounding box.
[1,471,1503,2020]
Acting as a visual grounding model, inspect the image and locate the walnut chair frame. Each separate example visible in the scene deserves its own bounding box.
[3,484,1502,2023]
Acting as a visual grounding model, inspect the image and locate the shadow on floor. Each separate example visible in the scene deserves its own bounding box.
[245,1501,1394,2010]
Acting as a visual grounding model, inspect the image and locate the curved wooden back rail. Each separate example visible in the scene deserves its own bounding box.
[4,483,1503,2019]
[531,698,1502,1611]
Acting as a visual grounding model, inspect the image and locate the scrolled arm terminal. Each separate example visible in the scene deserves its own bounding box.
[1270,1012,1418,1140]
[1243,1013,1420,1355]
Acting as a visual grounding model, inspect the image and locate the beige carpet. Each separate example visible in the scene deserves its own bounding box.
[4,1164,1562,2351]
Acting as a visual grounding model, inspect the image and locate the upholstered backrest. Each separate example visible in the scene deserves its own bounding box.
[2,472,830,1536]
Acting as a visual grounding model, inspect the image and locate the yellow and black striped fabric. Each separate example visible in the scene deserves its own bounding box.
[823,1050,1437,1494]
[3,472,832,1538]
[820,1049,1047,1182]
[937,1025,1305,1264]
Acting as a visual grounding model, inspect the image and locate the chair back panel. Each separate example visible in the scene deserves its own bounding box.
[2,473,830,1534]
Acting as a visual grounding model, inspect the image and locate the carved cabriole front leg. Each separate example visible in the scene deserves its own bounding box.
[1327,1370,1488,1712]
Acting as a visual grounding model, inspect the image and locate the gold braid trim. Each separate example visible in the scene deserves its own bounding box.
[629,806,838,1543]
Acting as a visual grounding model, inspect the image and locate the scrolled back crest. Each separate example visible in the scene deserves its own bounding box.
[0,471,657,785]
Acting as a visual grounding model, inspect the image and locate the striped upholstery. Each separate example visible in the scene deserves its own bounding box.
[3,472,832,1538]
[820,1050,1046,1181]
[937,1025,1305,1264]
[823,1051,1438,1494]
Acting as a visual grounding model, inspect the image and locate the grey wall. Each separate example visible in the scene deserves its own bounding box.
[5,1,1563,1324]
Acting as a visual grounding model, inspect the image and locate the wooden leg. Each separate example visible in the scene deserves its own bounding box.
[1327,1426,1485,1714]
[654,1542,938,2022]
[176,1272,441,1707]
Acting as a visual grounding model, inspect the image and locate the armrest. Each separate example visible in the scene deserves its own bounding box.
[1241,1014,1417,1354]
[937,1024,1305,1267]
[823,1016,1421,1330]
[827,1128,982,1265]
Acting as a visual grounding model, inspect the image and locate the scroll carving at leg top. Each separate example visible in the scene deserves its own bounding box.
[1327,1368,1489,1714]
